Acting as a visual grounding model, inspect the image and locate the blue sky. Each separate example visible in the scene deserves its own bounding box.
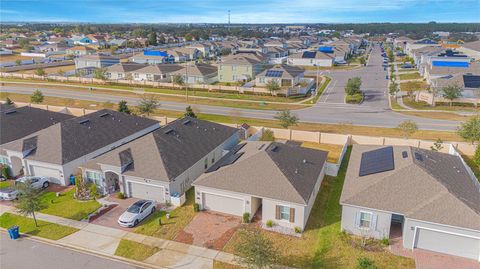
[1,0,479,23]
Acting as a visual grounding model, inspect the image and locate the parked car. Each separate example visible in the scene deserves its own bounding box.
[15,176,50,190]
[401,63,414,69]
[0,187,18,200]
[118,200,156,227]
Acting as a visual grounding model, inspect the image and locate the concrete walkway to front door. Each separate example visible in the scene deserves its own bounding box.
[0,204,239,269]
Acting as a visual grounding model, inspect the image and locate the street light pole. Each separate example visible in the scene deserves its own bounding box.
[185,63,188,103]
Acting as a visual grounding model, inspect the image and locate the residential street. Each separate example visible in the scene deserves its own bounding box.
[0,233,142,269]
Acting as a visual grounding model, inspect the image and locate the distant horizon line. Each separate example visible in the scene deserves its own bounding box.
[1,21,479,25]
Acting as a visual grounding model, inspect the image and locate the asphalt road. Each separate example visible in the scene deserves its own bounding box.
[0,233,142,269]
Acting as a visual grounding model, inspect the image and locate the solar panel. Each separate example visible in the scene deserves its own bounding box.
[265,70,283,77]
[432,61,469,68]
[464,74,480,88]
[303,51,316,59]
[359,146,395,177]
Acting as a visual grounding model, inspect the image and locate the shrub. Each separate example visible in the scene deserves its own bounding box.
[260,129,275,141]
[356,257,377,269]
[193,203,200,212]
[380,237,390,246]
[294,226,302,234]
[89,183,97,199]
[1,166,10,179]
[345,93,363,104]
[266,220,273,228]
[243,212,251,223]
[475,145,480,166]
[116,192,125,199]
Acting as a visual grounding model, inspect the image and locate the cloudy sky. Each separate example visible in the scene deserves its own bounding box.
[1,0,479,23]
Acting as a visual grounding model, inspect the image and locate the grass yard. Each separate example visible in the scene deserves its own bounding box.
[0,180,14,189]
[38,189,101,221]
[398,111,472,122]
[399,81,429,92]
[402,97,480,113]
[398,72,422,80]
[301,142,344,163]
[134,188,196,240]
[461,155,480,181]
[18,65,76,75]
[223,148,415,269]
[213,261,244,269]
[389,96,404,110]
[0,54,40,62]
[114,239,159,261]
[0,212,78,240]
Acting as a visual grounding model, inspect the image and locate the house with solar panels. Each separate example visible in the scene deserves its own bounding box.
[340,145,480,261]
[255,65,305,88]
[431,72,480,98]
[287,51,334,67]
[424,58,477,83]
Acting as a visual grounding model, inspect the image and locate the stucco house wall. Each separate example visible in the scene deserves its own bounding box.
[340,204,393,240]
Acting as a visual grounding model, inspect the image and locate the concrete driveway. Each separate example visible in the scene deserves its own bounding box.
[90,195,141,231]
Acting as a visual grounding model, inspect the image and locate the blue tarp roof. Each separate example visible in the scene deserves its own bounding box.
[432,61,469,68]
[318,46,334,53]
[143,50,169,57]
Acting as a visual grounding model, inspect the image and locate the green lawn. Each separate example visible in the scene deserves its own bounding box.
[38,188,101,221]
[134,188,196,240]
[399,81,429,92]
[0,180,13,189]
[0,212,78,240]
[223,147,415,269]
[114,239,159,261]
[461,155,480,181]
[301,142,343,163]
[399,73,422,80]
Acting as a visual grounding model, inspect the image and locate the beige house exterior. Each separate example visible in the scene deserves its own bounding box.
[218,52,267,82]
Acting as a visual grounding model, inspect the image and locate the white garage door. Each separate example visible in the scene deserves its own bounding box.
[415,228,480,260]
[203,193,244,216]
[128,182,165,202]
[30,165,62,185]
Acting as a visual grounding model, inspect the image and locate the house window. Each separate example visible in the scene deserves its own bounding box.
[359,212,372,228]
[211,152,215,164]
[134,73,139,78]
[86,171,103,186]
[118,73,124,79]
[204,158,208,169]
[0,156,9,166]
[279,205,290,221]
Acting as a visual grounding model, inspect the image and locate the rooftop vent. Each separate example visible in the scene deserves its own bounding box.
[402,151,408,158]
[99,112,110,117]
[270,145,278,152]
[258,144,265,150]
[5,109,17,115]
[164,128,174,134]
[79,119,90,124]
[414,152,423,162]
[182,119,191,125]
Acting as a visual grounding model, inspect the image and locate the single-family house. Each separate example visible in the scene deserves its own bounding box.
[287,51,333,67]
[1,109,159,186]
[74,54,120,71]
[66,46,96,56]
[458,40,480,61]
[130,51,175,65]
[266,46,288,64]
[106,63,148,80]
[218,52,268,82]
[169,64,218,84]
[431,73,480,98]
[81,117,239,202]
[193,141,328,231]
[424,60,478,84]
[340,145,480,261]
[255,65,304,87]
[132,64,183,82]
[167,47,200,62]
[186,43,211,59]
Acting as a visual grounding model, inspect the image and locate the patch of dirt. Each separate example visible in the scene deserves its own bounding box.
[205,226,240,250]
[174,230,194,245]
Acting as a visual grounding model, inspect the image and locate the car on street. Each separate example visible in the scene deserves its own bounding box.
[118,200,156,227]
[15,176,50,190]
[0,187,18,200]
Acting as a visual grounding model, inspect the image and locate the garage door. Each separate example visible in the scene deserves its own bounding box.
[203,193,244,216]
[415,228,480,260]
[128,182,165,202]
[30,165,62,185]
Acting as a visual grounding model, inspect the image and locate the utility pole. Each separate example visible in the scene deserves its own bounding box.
[185,64,188,102]
[228,10,231,32]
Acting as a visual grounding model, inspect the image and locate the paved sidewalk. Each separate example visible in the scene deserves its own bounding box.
[0,204,240,269]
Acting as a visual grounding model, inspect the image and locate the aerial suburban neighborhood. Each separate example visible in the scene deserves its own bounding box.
[0,1,479,269]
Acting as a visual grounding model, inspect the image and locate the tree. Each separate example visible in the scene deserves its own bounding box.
[117,100,131,114]
[184,33,193,42]
[359,56,366,66]
[148,30,158,46]
[474,145,480,166]
[132,28,147,38]
[5,97,14,105]
[93,68,107,80]
[138,95,158,116]
[266,80,280,94]
[345,77,362,95]
[275,110,298,129]
[430,138,444,152]
[15,180,43,227]
[442,84,462,106]
[35,68,46,76]
[260,129,275,141]
[458,116,480,144]
[30,90,44,103]
[389,81,399,96]
[234,229,278,269]
[172,74,184,87]
[184,105,197,118]
[15,59,21,66]
[397,120,418,139]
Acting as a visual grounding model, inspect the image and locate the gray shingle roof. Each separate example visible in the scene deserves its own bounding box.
[340,145,480,230]
[84,117,238,182]
[194,141,328,205]
[0,105,74,145]
[2,109,159,164]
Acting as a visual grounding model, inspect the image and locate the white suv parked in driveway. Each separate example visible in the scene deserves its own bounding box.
[15,176,50,190]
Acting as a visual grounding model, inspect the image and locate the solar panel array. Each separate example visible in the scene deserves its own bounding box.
[359,146,395,177]
[464,74,480,88]
[303,51,316,59]
[265,70,283,77]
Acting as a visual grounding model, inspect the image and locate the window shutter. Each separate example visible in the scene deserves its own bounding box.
[355,212,361,227]
[371,213,378,230]
[275,205,280,220]
[289,207,295,223]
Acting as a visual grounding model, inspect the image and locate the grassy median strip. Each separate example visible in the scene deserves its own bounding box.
[398,72,421,80]
[0,212,78,240]
[39,189,102,221]
[114,239,159,261]
[307,76,331,104]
